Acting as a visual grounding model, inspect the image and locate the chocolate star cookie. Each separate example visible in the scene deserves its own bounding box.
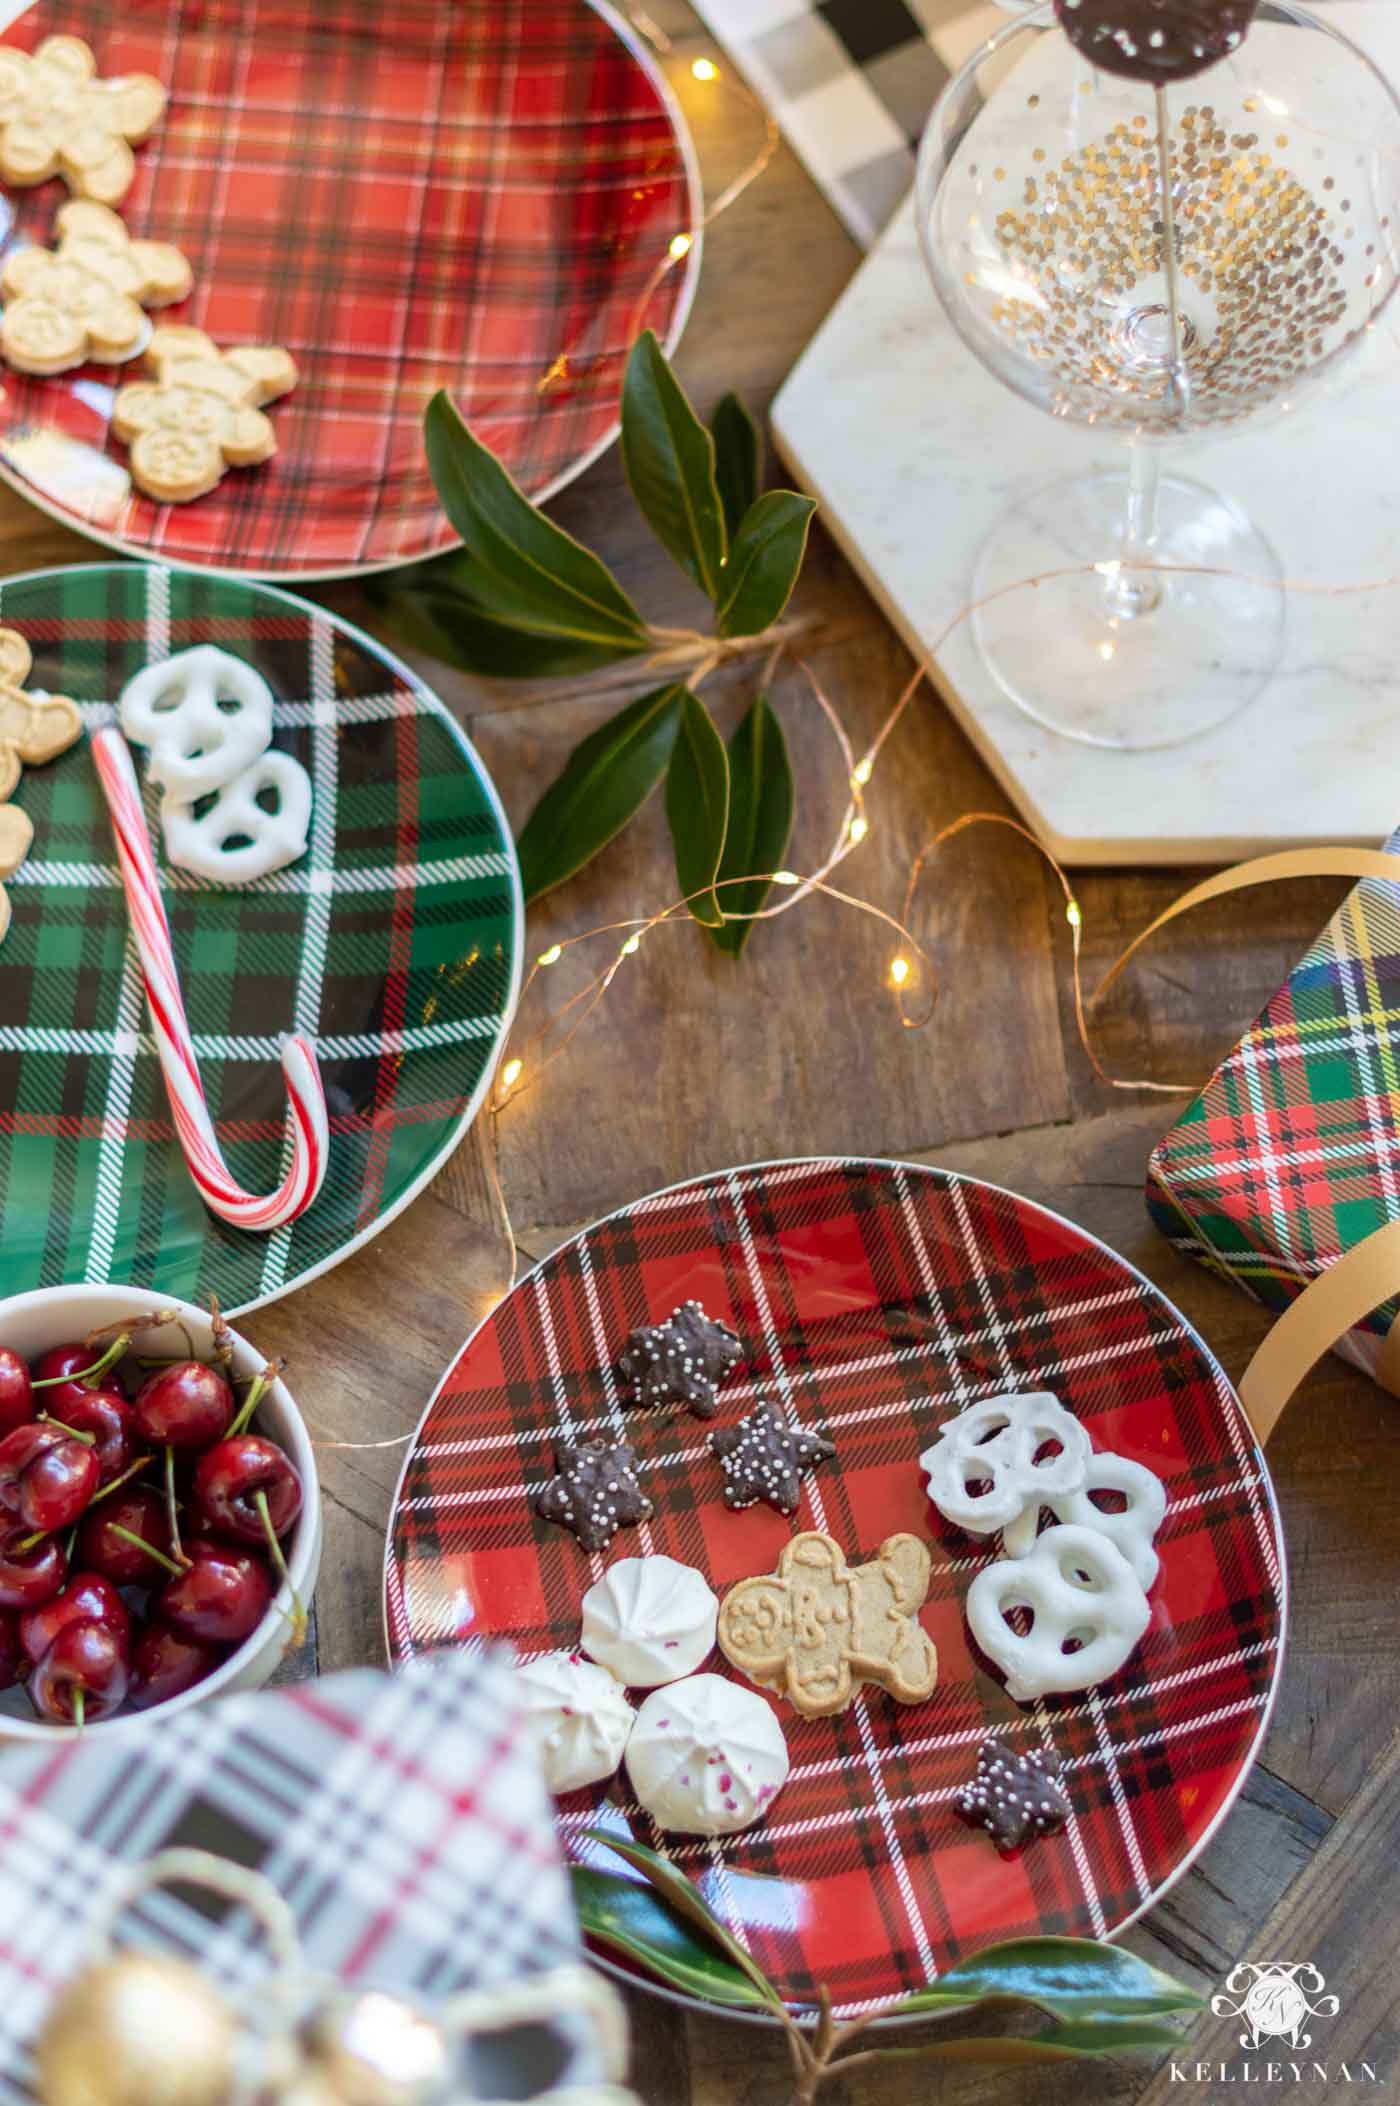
[618,1300,742,1418]
[532,1438,652,1553]
[955,1735,1070,1851]
[710,1402,835,1514]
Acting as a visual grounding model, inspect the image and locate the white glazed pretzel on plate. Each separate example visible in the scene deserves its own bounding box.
[965,1523,1152,1702]
[920,1391,1091,1536]
[1002,1449,1168,1588]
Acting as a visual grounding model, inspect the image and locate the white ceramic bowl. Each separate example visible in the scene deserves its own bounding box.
[0,1284,322,1740]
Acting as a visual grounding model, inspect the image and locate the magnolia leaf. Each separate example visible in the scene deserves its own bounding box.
[369,570,643,680]
[850,2016,1196,2068]
[580,1830,784,2012]
[570,1866,770,2013]
[515,684,685,904]
[665,691,729,928]
[886,1938,1205,2023]
[622,331,727,598]
[423,393,650,658]
[709,694,794,956]
[715,490,816,639]
[709,390,760,543]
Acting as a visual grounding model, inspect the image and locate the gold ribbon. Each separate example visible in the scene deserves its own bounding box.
[1099,847,1400,1446]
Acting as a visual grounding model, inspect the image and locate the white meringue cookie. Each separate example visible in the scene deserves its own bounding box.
[625,1674,789,1835]
[515,1651,635,1795]
[581,1554,718,1686]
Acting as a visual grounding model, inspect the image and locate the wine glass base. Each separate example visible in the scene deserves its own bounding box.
[971,470,1285,752]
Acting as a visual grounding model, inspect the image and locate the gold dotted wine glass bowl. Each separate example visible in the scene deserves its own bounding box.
[916,1,1400,749]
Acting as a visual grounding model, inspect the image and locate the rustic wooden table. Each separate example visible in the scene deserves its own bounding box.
[7,5,1396,2095]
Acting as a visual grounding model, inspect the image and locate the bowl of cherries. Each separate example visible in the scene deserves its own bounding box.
[0,1285,321,1737]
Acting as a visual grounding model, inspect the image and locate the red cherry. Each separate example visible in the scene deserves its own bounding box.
[19,1573,130,1667]
[128,1622,228,1711]
[0,1348,32,1434]
[30,1341,108,1414]
[75,1487,179,1587]
[46,1388,141,1485]
[133,1362,234,1451]
[194,1435,302,1546]
[0,1526,67,1608]
[0,1423,100,1534]
[29,1618,129,1725]
[159,1539,273,1645]
[0,1609,23,1689]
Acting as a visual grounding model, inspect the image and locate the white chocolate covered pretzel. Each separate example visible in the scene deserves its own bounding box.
[1002,1450,1168,1589]
[920,1391,1091,1536]
[965,1523,1152,1702]
[162,748,311,884]
[120,645,273,799]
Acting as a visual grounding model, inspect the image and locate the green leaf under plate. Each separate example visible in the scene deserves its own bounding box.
[715,489,816,639]
[369,561,644,680]
[622,331,727,599]
[570,1865,771,2013]
[665,691,730,927]
[885,1937,1205,2023]
[709,390,761,544]
[423,393,650,662]
[858,2015,1198,2067]
[710,694,794,956]
[580,1830,784,2012]
[515,683,685,904]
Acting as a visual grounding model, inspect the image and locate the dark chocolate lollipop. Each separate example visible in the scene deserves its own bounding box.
[1055,0,1258,84]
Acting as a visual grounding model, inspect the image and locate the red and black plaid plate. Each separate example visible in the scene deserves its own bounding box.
[0,0,698,577]
[385,1159,1285,2017]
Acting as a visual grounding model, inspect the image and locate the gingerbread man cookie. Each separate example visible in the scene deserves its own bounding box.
[0,798,35,946]
[0,625,80,803]
[718,1530,939,1717]
[1,200,191,376]
[112,326,297,503]
[0,35,166,206]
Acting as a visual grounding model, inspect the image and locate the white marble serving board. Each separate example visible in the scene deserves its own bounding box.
[771,1,1400,865]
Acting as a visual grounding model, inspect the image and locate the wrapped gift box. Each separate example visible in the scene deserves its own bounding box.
[0,1649,625,2105]
[1147,831,1400,1388]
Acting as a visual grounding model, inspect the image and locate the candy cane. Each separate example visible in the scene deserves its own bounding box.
[91,725,328,1232]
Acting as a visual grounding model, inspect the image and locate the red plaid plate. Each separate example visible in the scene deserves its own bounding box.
[0,0,698,578]
[385,1158,1285,2018]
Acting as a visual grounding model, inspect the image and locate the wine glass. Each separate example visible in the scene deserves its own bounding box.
[915,2,1400,750]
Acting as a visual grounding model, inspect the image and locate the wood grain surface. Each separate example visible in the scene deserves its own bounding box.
[5,4,1395,2096]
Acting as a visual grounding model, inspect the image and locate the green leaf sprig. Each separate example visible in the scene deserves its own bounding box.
[369,334,815,953]
[571,1831,1202,2105]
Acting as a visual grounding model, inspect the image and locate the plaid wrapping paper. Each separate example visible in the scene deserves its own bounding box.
[692,0,1007,244]
[0,1649,595,2105]
[0,0,696,576]
[388,1157,1283,2016]
[1148,829,1400,1388]
[0,562,518,1314]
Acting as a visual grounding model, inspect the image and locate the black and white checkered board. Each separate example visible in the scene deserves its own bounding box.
[694,0,1011,243]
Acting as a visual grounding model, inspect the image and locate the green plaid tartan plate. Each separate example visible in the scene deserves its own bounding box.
[0,564,520,1313]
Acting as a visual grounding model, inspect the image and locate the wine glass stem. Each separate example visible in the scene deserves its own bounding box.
[1105,442,1164,620]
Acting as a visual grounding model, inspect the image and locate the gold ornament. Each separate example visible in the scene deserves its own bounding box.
[36,1953,237,2106]
[288,1991,449,2106]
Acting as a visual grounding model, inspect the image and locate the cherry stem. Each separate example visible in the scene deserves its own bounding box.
[228,1362,282,1440]
[88,1454,155,1506]
[36,1416,96,1445]
[108,1523,183,1578]
[256,1488,306,1646]
[70,1686,84,1731]
[15,1529,46,1553]
[163,1445,184,1566]
[31,1335,127,1391]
